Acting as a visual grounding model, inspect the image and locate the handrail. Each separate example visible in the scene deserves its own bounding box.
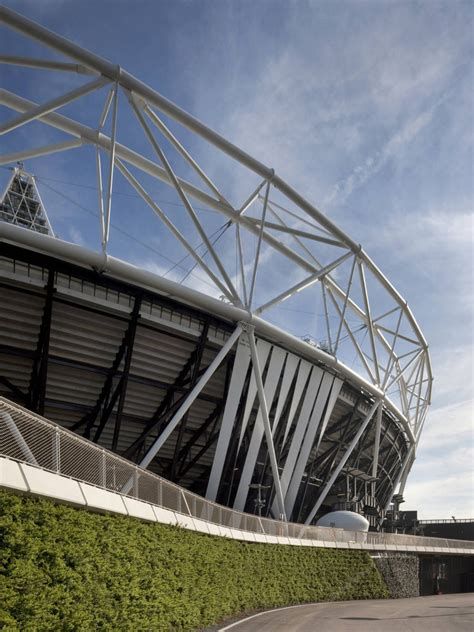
[1,397,471,553]
[417,519,473,525]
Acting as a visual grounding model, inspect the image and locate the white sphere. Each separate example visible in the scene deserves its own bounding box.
[316,510,369,532]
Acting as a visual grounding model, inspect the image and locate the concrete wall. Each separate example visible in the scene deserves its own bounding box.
[420,522,474,541]
[419,555,474,595]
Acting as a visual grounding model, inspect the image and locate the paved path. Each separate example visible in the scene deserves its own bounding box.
[218,594,474,631]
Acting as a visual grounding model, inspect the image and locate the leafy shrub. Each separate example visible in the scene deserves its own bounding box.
[0,490,388,630]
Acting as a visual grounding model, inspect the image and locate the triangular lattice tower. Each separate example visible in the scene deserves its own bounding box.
[0,165,53,236]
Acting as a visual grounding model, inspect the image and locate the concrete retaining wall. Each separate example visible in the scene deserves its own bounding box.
[374,554,420,598]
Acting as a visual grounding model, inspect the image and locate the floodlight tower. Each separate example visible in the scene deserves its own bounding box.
[0,164,54,235]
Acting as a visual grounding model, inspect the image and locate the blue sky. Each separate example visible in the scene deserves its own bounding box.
[1,0,473,518]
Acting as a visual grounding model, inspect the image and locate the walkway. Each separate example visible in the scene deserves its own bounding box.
[218,594,474,631]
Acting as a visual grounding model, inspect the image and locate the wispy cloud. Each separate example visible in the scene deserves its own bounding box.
[323,107,436,207]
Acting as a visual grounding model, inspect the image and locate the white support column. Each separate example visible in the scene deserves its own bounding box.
[237,339,271,452]
[382,444,415,515]
[398,449,416,496]
[281,359,311,448]
[206,336,251,501]
[284,372,335,519]
[233,345,286,512]
[304,399,381,525]
[314,377,343,452]
[272,353,299,437]
[245,326,287,521]
[139,324,242,470]
[371,401,383,496]
[272,365,322,518]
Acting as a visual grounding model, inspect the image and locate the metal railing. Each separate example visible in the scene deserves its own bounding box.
[0,397,472,553]
[417,519,473,524]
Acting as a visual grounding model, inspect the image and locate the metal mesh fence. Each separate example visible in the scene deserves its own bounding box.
[0,397,472,552]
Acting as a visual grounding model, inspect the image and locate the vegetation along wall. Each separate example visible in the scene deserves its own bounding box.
[0,490,389,631]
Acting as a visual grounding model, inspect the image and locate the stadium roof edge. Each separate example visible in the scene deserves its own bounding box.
[0,221,415,444]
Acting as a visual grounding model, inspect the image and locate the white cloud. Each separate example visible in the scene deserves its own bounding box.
[365,207,474,260]
[68,226,84,246]
[404,399,474,519]
[431,346,474,407]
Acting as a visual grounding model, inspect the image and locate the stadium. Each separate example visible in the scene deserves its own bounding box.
[0,6,432,530]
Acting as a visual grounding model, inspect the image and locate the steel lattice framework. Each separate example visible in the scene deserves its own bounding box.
[0,6,432,525]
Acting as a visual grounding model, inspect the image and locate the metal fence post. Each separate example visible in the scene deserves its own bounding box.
[181,490,191,516]
[133,467,139,498]
[54,426,60,472]
[100,449,107,488]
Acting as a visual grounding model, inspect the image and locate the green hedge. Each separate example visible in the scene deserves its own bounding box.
[0,490,388,630]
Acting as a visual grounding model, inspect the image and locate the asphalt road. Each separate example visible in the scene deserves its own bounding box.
[218,594,474,631]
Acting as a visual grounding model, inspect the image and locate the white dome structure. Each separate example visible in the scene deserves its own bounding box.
[316,511,370,532]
